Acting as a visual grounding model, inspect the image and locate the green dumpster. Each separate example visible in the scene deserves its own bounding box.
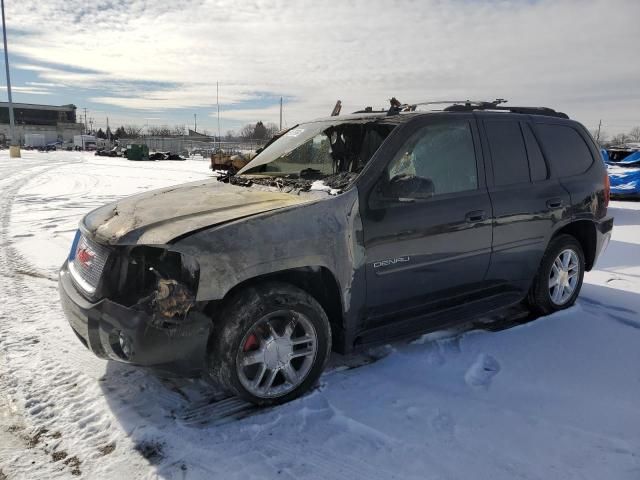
[126,143,149,161]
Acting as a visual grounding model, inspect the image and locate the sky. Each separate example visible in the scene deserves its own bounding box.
[1,0,638,137]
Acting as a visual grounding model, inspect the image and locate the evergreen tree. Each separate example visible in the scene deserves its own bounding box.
[253,121,268,140]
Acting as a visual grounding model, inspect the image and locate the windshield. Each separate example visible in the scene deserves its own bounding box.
[238,119,395,179]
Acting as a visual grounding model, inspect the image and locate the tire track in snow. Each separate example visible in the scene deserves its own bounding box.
[0,155,223,479]
[0,157,127,478]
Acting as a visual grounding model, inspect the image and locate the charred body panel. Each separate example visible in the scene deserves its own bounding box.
[83,180,315,246]
[171,189,367,350]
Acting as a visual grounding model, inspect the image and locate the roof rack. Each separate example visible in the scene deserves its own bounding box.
[440,99,569,119]
[350,98,569,119]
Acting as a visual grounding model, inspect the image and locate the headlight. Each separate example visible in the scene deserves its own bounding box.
[111,246,199,324]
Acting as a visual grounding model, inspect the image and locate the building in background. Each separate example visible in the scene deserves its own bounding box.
[0,102,83,145]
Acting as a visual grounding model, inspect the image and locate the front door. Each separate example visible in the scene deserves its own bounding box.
[361,115,493,327]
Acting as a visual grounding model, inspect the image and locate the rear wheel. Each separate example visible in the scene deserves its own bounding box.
[528,234,585,314]
[208,281,332,406]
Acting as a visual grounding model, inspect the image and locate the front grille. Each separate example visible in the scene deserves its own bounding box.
[69,233,110,295]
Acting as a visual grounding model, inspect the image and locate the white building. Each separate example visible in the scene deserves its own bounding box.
[0,102,84,145]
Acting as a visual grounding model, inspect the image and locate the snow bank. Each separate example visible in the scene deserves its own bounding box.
[1,151,639,479]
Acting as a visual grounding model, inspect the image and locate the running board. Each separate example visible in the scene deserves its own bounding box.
[354,292,524,347]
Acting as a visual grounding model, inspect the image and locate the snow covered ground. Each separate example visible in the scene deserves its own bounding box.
[1,151,639,479]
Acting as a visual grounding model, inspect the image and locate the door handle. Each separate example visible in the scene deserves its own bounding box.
[465,210,486,222]
[546,198,563,209]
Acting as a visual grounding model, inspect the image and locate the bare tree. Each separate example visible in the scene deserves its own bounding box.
[239,124,254,140]
[172,125,186,136]
[225,130,236,141]
[590,129,608,145]
[265,122,279,137]
[628,126,640,142]
[124,125,143,138]
[611,133,630,145]
[147,125,172,136]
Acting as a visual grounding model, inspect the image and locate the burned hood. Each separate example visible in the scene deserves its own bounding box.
[83,179,314,245]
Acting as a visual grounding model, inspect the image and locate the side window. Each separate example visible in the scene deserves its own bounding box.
[385,120,478,197]
[522,123,548,182]
[484,120,530,186]
[535,124,595,177]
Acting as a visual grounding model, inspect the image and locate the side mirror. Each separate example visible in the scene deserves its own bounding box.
[385,174,435,201]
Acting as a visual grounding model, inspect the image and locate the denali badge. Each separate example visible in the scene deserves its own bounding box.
[373,256,410,268]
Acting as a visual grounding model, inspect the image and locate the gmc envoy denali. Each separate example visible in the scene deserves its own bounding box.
[59,100,613,405]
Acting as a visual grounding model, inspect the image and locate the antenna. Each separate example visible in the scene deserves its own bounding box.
[330,100,342,116]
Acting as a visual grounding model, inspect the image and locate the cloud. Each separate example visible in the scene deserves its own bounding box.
[25,81,65,88]
[4,0,639,131]
[0,85,51,95]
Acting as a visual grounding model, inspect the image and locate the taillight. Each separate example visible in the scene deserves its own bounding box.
[604,173,610,208]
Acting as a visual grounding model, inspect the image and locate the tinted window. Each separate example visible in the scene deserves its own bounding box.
[386,120,477,197]
[535,124,594,177]
[485,120,530,186]
[522,123,548,181]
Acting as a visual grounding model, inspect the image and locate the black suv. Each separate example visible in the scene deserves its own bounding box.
[59,101,613,405]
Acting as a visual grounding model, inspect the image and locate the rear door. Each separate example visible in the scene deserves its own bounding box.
[361,115,493,325]
[480,115,570,292]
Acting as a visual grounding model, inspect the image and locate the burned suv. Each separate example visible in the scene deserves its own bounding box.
[59,101,613,406]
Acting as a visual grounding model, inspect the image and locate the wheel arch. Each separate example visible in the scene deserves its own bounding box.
[206,266,346,352]
[550,220,597,271]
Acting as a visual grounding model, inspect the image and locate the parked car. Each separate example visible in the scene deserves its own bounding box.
[59,101,613,406]
[605,145,640,199]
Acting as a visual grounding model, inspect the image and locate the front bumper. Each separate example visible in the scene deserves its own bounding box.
[58,261,211,377]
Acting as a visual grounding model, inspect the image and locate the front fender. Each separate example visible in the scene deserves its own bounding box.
[171,189,365,312]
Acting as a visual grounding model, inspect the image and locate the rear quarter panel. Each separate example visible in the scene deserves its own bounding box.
[532,118,608,223]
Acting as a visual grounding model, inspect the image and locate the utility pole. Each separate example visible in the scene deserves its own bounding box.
[194,113,197,133]
[1,0,19,157]
[280,97,283,131]
[83,108,88,133]
[216,81,221,148]
[596,119,602,143]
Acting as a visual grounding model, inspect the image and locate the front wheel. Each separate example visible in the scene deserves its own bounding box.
[208,282,332,406]
[528,234,585,314]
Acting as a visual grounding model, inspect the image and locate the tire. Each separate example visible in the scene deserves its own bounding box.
[208,281,332,406]
[528,234,585,315]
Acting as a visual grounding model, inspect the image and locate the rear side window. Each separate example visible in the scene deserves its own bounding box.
[522,123,548,182]
[484,120,530,186]
[535,124,594,177]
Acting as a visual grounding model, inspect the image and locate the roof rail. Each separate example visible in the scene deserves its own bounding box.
[441,99,569,119]
[350,98,569,119]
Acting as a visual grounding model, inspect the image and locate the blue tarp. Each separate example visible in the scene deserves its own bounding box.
[605,149,640,166]
[616,150,640,165]
[608,163,640,197]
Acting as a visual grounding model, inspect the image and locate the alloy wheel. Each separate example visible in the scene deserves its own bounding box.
[548,248,580,305]
[236,310,318,399]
